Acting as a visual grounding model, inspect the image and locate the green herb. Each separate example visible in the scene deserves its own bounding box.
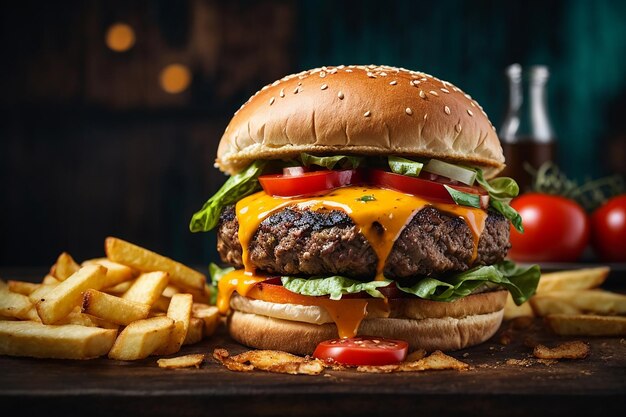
[281,276,392,300]
[189,161,266,233]
[444,185,481,208]
[528,161,625,212]
[396,261,540,306]
[300,153,363,170]
[387,156,423,177]
[357,194,376,202]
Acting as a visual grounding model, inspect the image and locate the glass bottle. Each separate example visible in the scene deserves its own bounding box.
[498,64,557,192]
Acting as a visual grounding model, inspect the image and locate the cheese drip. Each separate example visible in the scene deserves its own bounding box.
[216,269,389,338]
[235,186,487,279]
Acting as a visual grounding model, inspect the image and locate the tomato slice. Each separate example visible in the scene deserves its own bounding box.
[370,169,489,208]
[313,336,408,366]
[259,169,361,197]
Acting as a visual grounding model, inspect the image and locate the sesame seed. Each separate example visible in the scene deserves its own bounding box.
[380,72,388,77]
[444,106,451,115]
[419,90,426,99]
[367,72,376,78]
[345,69,353,72]
[337,91,344,100]
[420,77,428,81]
[320,71,326,78]
[280,89,285,97]
[390,80,397,85]
[320,84,328,90]
[413,80,421,85]
[405,107,413,115]
[455,124,462,133]
[424,113,428,120]
[329,68,337,74]
[364,111,371,117]
[269,97,275,105]
[470,102,476,107]
[467,109,474,116]
[492,125,497,131]
[429,90,439,96]
[441,88,450,93]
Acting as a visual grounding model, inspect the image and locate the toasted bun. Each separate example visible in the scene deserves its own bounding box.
[227,290,507,355]
[217,65,504,178]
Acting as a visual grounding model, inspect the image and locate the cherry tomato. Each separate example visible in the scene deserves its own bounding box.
[370,170,489,208]
[313,336,408,366]
[259,169,361,197]
[508,193,590,262]
[591,195,626,262]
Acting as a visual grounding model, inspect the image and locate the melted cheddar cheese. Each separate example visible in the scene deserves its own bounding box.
[217,186,488,338]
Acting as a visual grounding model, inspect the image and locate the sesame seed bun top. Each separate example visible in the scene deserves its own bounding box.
[216,65,505,178]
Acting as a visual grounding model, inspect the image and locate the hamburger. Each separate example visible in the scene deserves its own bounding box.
[190,65,539,356]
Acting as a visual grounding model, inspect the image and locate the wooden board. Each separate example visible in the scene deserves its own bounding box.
[1,317,625,417]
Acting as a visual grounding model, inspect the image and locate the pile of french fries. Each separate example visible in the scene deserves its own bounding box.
[0,237,219,361]
[504,266,626,336]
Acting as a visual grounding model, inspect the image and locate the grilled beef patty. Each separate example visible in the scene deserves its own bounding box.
[217,205,510,281]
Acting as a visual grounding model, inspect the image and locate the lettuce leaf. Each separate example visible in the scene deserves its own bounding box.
[280,261,539,305]
[281,276,392,300]
[189,161,266,232]
[396,261,540,305]
[475,169,524,233]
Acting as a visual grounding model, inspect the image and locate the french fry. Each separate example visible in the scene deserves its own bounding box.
[7,280,40,296]
[55,306,99,327]
[531,290,626,317]
[82,289,151,325]
[157,353,205,369]
[0,287,33,320]
[50,252,80,281]
[103,280,134,295]
[162,285,180,298]
[83,258,137,287]
[42,275,60,285]
[36,264,108,324]
[105,237,205,291]
[154,293,193,355]
[503,294,535,320]
[545,314,626,336]
[122,272,169,306]
[537,267,609,292]
[191,303,220,337]
[108,316,174,361]
[151,296,171,312]
[183,317,204,345]
[0,321,117,359]
[533,341,590,360]
[28,284,57,304]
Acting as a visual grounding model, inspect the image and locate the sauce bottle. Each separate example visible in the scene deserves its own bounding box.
[498,64,557,192]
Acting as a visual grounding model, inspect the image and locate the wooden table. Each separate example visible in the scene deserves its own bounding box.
[1,268,625,417]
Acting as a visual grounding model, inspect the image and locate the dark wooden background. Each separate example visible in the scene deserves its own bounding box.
[1,0,625,268]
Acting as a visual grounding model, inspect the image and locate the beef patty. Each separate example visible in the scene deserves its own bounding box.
[217,205,510,281]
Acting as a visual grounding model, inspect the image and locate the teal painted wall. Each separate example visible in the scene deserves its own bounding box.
[296,0,626,181]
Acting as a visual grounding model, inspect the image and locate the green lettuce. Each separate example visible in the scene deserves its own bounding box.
[281,276,392,300]
[475,169,524,233]
[280,261,539,306]
[189,161,266,232]
[396,261,540,305]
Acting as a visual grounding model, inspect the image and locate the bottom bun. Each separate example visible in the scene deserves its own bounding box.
[228,297,505,355]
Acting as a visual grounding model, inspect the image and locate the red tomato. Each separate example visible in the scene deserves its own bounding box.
[259,169,361,196]
[508,193,590,262]
[370,170,489,208]
[591,195,626,262]
[313,336,408,366]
